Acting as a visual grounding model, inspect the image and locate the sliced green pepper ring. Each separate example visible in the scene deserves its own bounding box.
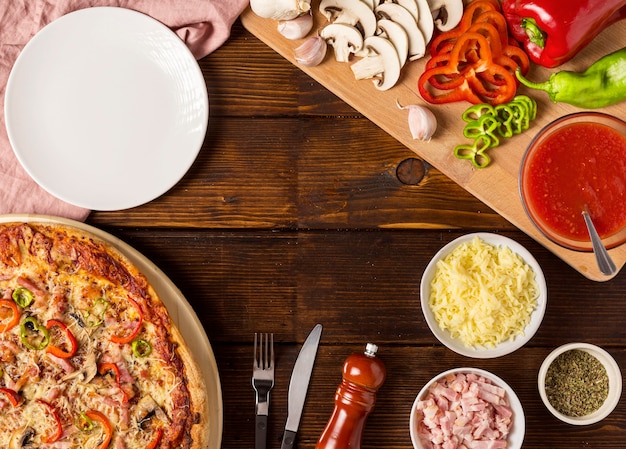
[461,103,496,122]
[512,95,537,120]
[75,412,95,432]
[132,339,152,357]
[494,104,515,138]
[508,101,530,133]
[463,115,500,148]
[454,135,492,169]
[12,287,34,308]
[20,316,50,350]
[84,298,110,328]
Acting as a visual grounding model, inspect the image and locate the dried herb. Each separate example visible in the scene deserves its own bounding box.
[545,349,609,416]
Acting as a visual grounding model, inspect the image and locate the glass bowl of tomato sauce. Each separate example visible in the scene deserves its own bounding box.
[520,112,626,251]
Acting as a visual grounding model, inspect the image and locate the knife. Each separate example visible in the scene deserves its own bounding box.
[280,323,323,449]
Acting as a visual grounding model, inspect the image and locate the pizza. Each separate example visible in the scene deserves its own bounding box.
[0,222,208,448]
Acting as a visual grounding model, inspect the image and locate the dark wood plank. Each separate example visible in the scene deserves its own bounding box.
[88,117,509,230]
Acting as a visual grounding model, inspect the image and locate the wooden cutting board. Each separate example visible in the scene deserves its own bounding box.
[241,4,626,281]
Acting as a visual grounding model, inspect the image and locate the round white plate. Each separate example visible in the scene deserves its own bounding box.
[0,214,222,448]
[420,233,547,358]
[4,7,209,210]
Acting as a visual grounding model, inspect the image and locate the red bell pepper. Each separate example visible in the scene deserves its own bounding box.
[110,296,143,345]
[46,319,78,358]
[0,387,21,407]
[0,299,20,333]
[146,428,164,449]
[36,399,63,443]
[502,0,626,68]
[98,362,129,403]
[84,410,113,449]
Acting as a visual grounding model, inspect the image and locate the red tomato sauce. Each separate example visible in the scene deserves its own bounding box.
[523,122,626,241]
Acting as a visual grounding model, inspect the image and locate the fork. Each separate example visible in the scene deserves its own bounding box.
[252,333,274,449]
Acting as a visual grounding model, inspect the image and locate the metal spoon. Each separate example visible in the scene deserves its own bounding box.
[582,209,617,276]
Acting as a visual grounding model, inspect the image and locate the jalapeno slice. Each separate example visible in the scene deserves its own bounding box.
[75,412,95,432]
[20,316,50,350]
[84,298,110,327]
[12,287,34,308]
[132,339,152,357]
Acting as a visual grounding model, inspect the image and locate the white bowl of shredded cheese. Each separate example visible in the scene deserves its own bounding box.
[420,233,547,358]
[410,368,525,449]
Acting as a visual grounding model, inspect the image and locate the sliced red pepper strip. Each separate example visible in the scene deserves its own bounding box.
[0,387,21,407]
[36,399,63,443]
[110,296,143,345]
[98,362,129,403]
[0,299,20,333]
[46,319,78,358]
[84,410,113,449]
[465,22,503,56]
[470,10,509,48]
[146,428,164,449]
[459,0,500,30]
[502,44,530,75]
[429,29,463,56]
[420,29,518,105]
[467,66,517,104]
[418,66,483,104]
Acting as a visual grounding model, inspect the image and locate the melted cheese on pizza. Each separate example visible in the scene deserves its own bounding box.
[0,223,200,448]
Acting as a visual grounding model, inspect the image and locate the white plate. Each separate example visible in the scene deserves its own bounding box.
[420,233,547,358]
[410,368,525,449]
[0,214,222,448]
[4,7,209,210]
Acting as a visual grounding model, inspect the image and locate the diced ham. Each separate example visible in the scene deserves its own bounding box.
[46,353,75,374]
[414,372,513,449]
[16,275,45,296]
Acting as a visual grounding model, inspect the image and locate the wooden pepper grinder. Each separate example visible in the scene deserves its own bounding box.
[315,343,386,449]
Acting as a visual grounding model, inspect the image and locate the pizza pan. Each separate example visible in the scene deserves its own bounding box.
[0,214,222,448]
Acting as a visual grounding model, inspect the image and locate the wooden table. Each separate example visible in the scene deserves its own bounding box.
[87,18,626,449]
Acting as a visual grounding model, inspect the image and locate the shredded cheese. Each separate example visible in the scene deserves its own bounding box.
[429,236,539,348]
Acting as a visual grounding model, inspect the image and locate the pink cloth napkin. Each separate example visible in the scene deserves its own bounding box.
[0,0,249,221]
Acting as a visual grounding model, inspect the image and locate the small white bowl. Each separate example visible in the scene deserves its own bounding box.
[409,368,525,449]
[538,343,622,425]
[420,233,547,358]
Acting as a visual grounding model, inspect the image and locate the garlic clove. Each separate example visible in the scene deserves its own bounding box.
[278,13,314,40]
[294,36,328,67]
[250,0,312,21]
[396,99,437,141]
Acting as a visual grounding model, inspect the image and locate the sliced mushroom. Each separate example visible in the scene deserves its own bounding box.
[376,19,409,67]
[61,350,98,383]
[414,0,435,43]
[350,36,402,91]
[319,0,378,37]
[375,2,426,60]
[134,395,170,428]
[320,23,365,63]
[9,427,35,449]
[381,0,419,21]
[428,0,463,31]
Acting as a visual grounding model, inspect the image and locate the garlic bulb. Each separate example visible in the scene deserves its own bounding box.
[250,0,312,21]
[295,36,328,67]
[396,99,437,141]
[278,13,314,40]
